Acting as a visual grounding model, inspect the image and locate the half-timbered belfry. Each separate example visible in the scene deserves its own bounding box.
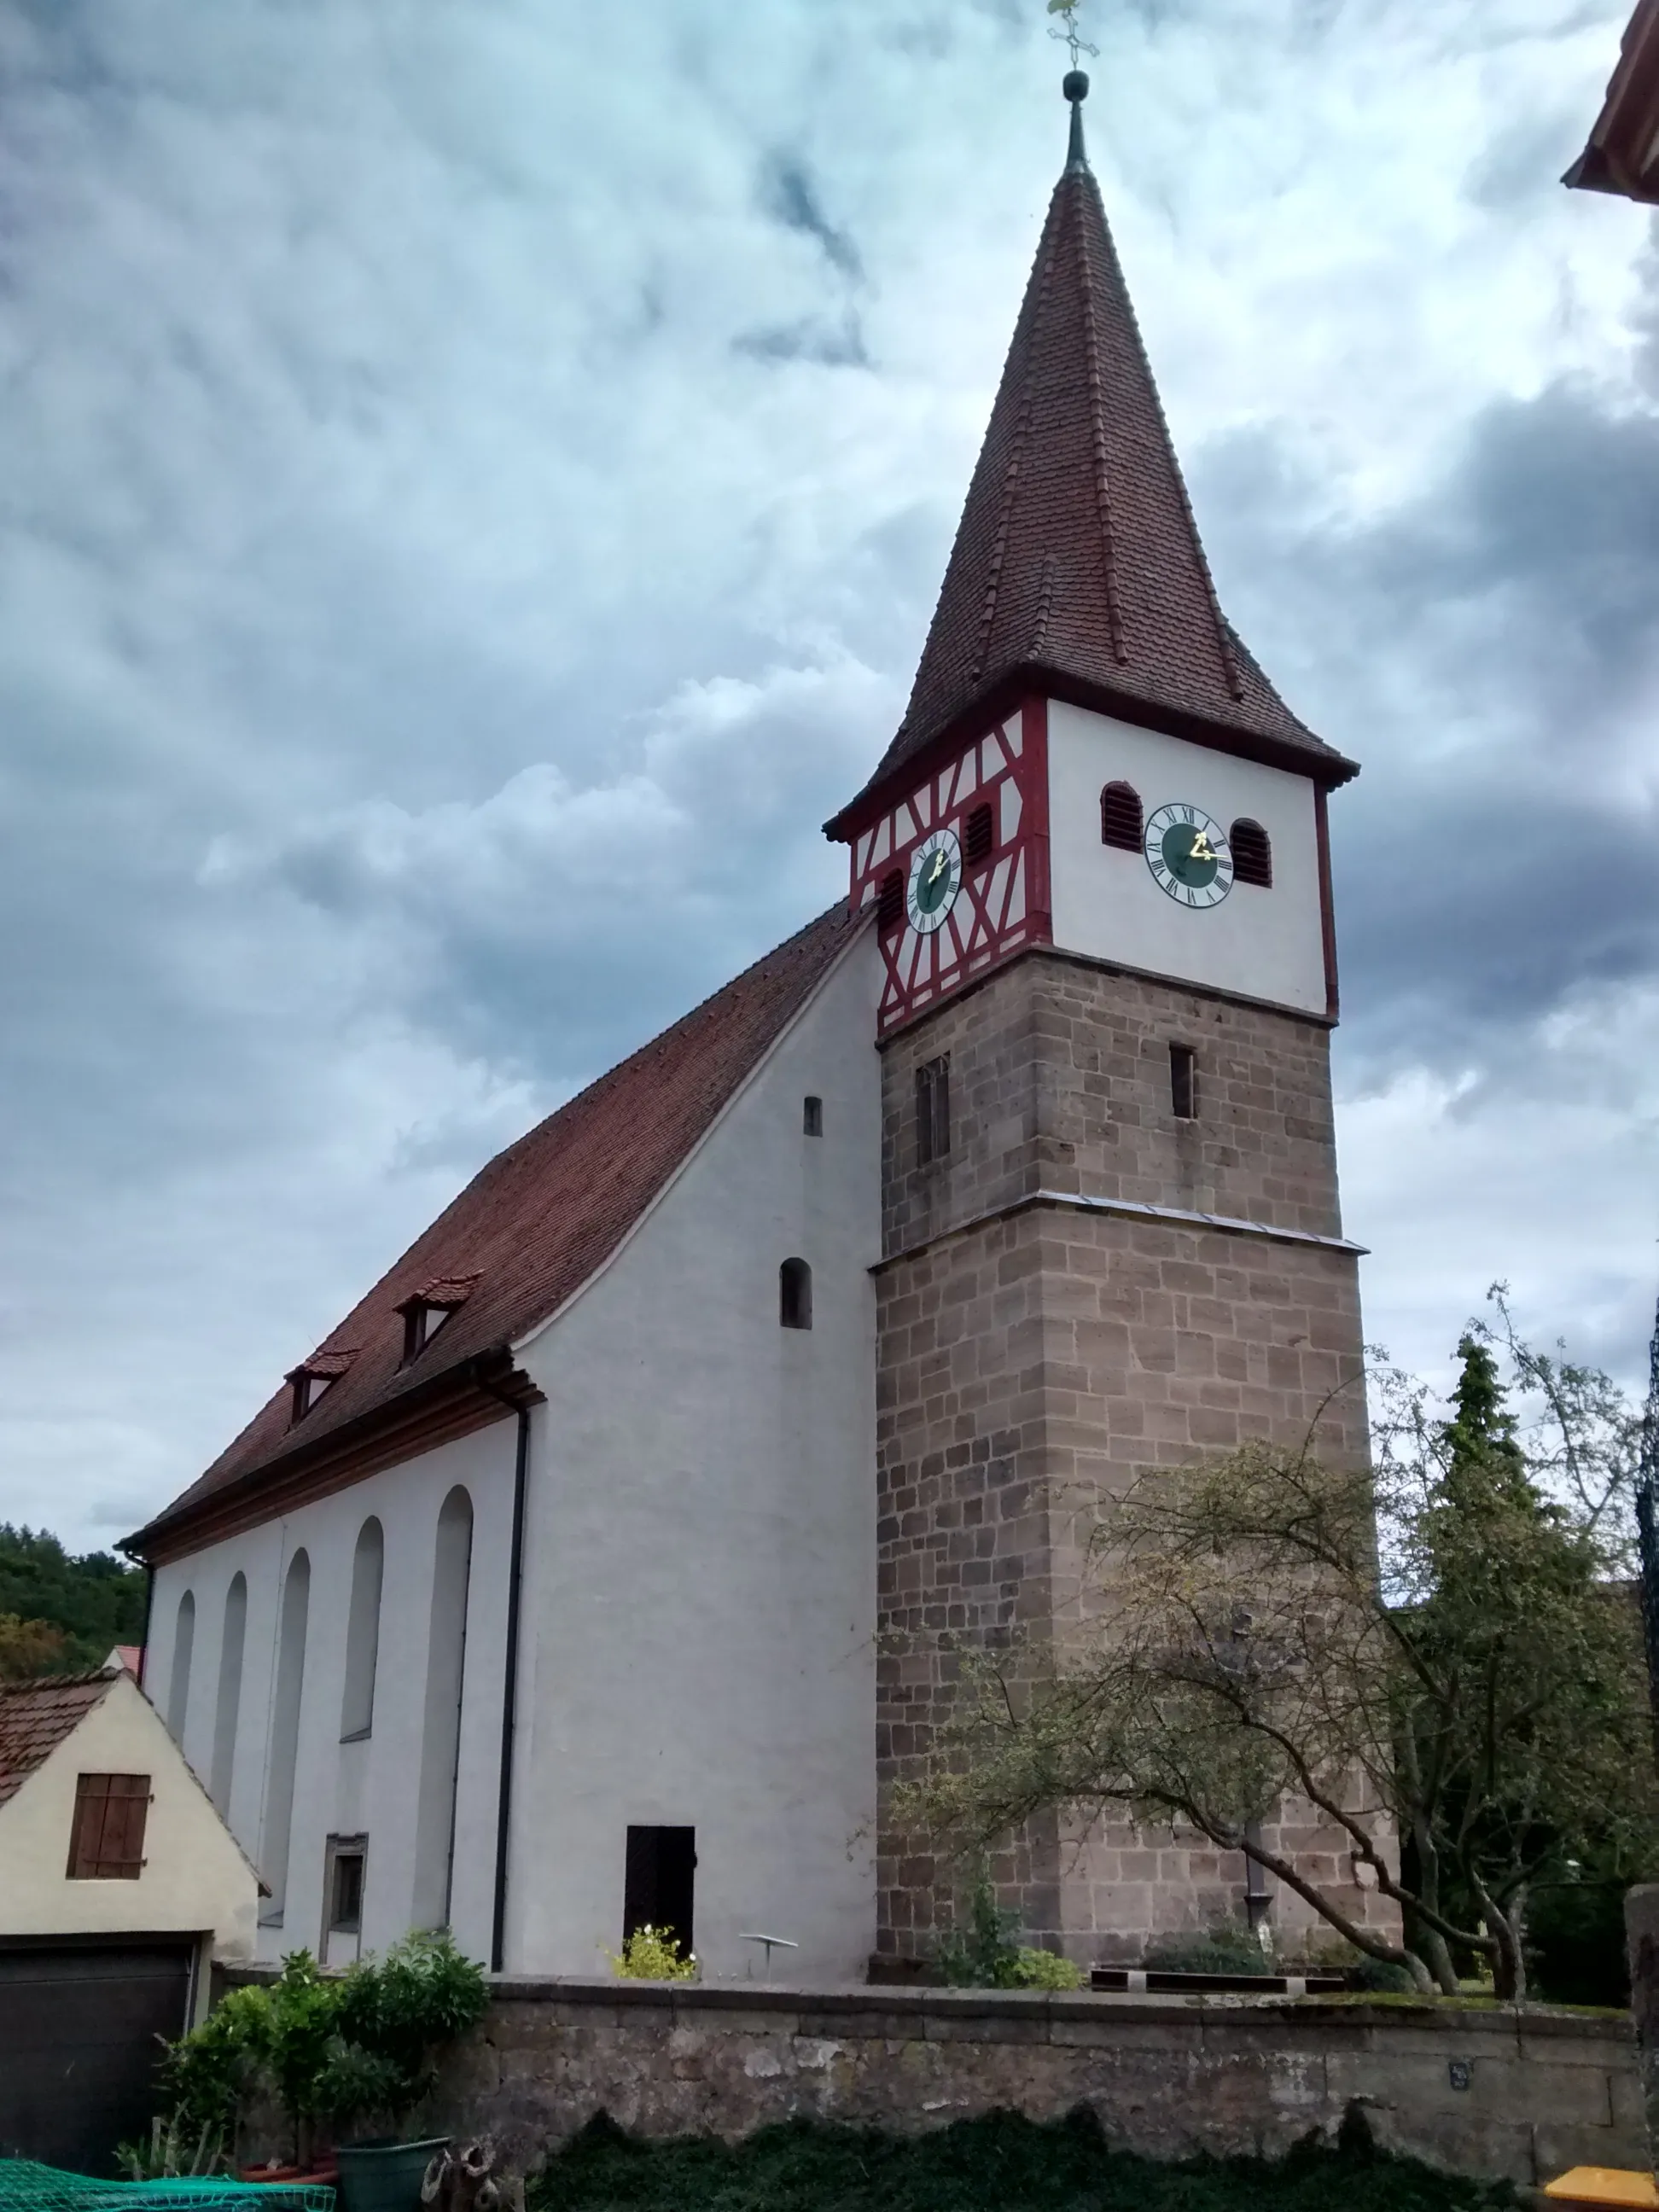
[126,73,1374,1979]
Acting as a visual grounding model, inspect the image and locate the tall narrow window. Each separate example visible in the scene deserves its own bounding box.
[210,1574,247,1814]
[916,1055,951,1166]
[876,870,904,932]
[166,1592,195,1743]
[1100,781,1143,852]
[262,1549,310,1923]
[412,1487,474,1931]
[322,1832,368,1966]
[1231,818,1272,888]
[340,1518,384,1743]
[802,1096,823,1138]
[623,1825,696,1956]
[963,801,994,866]
[779,1258,812,1330]
[1170,1044,1197,1121]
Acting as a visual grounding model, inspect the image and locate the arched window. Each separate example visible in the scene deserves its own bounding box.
[963,801,994,867]
[412,1487,474,1931]
[1231,818,1272,888]
[876,870,904,932]
[263,1550,311,1919]
[167,1591,195,1743]
[340,1518,384,1743]
[779,1258,812,1330]
[210,1574,247,1813]
[1100,781,1143,852]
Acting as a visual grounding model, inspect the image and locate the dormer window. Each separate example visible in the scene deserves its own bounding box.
[395,1273,481,1365]
[286,1348,359,1425]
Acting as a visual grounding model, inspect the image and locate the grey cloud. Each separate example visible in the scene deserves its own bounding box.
[759,153,863,280]
[734,311,870,367]
[1195,374,1659,1077]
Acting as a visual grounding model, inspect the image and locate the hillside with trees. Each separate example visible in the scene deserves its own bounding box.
[0,1523,147,1679]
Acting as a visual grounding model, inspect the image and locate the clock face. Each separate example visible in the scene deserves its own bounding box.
[906,827,962,934]
[1144,804,1234,909]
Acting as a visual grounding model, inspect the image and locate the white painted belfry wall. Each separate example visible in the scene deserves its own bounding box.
[1045,700,1327,1015]
[506,928,882,1980]
[146,926,883,1981]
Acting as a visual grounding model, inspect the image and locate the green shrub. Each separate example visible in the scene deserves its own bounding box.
[606,1925,698,1981]
[1143,1924,1275,1976]
[933,1867,1083,1989]
[160,1931,488,2164]
[527,2105,1519,2211]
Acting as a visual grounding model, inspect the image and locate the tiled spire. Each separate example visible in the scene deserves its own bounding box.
[835,74,1353,825]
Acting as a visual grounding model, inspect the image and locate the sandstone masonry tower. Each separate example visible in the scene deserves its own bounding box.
[825,75,1371,1965]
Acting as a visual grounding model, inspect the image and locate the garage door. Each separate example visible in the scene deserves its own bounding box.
[0,1937,197,2176]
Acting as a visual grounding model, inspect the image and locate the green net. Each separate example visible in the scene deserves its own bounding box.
[0,2167,332,2212]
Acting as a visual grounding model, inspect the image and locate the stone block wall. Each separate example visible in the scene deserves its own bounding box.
[424,1979,1643,2193]
[874,950,1376,1960]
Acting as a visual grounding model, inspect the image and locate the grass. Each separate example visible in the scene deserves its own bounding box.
[527,2107,1521,2211]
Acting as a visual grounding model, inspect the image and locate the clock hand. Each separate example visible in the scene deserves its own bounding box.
[925,850,948,887]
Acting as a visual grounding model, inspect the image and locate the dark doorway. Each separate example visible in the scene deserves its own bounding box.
[0,1936,195,2174]
[623,1825,696,1956]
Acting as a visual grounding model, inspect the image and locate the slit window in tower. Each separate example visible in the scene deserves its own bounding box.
[802,1095,823,1138]
[1100,781,1143,853]
[779,1258,812,1330]
[876,870,905,932]
[1170,1044,1197,1121]
[917,1055,951,1166]
[964,801,994,867]
[1231,818,1272,888]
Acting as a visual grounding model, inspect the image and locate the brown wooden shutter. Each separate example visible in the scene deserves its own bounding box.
[963,802,994,867]
[876,870,904,931]
[1230,818,1272,888]
[67,1773,150,1879]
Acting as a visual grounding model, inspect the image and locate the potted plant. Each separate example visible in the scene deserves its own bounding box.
[158,1932,488,2209]
[327,1931,488,2212]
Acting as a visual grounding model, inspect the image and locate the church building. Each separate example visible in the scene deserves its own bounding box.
[126,73,1372,1982]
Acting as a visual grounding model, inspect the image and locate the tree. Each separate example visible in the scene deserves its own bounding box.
[898,1318,1659,1999]
[0,1525,146,1674]
[0,1614,73,1681]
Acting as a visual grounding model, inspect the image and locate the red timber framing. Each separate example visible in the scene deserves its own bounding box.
[848,697,1053,1036]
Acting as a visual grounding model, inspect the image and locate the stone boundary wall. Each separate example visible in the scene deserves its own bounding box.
[423,1979,1643,2192]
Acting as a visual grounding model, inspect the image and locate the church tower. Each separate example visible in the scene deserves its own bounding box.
[826,73,1372,1964]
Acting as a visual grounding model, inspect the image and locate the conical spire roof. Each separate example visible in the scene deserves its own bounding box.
[833,81,1354,829]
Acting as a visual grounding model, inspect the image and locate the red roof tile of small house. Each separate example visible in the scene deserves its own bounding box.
[0,1671,114,1811]
[125,900,868,1558]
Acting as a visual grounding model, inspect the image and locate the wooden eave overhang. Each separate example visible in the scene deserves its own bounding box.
[1565,0,1659,204]
[824,658,1359,847]
[121,1348,544,1568]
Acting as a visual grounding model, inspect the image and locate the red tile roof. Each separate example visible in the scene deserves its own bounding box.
[125,900,869,1557]
[1565,0,1659,203]
[0,1671,113,1810]
[830,92,1355,835]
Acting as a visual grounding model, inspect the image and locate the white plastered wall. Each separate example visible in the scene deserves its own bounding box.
[145,923,882,1983]
[1045,699,1327,1015]
[505,926,883,1982]
[0,1672,260,1983]
[147,1419,518,1968]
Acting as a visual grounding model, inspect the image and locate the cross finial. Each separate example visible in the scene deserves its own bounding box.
[1046,0,1098,72]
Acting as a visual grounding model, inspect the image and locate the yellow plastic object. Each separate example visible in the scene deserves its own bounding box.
[1543,2171,1659,2208]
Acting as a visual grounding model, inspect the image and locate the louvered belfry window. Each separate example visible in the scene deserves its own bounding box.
[1231,818,1272,888]
[963,802,994,867]
[67,1773,150,1880]
[1100,782,1143,852]
[876,870,905,931]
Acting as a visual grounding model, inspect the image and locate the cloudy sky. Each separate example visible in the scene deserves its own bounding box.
[3,0,1656,1554]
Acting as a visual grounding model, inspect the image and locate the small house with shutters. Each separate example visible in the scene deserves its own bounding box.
[0,1666,260,2000]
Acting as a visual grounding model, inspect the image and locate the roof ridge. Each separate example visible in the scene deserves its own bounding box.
[0,1668,119,1694]
[1071,171,1127,668]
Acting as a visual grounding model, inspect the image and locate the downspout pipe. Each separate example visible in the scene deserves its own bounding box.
[480,1377,533,1975]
